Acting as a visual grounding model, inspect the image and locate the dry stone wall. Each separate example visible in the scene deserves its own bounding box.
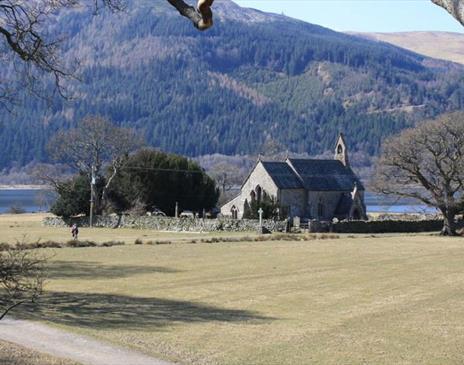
[308,219,462,234]
[43,215,288,233]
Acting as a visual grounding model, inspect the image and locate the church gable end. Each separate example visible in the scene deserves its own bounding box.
[334,133,349,167]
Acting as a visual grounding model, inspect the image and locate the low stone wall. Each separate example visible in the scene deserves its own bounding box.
[308,219,461,234]
[43,215,288,233]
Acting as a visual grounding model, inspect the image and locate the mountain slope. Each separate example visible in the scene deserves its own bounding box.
[351,31,464,65]
[1,0,464,169]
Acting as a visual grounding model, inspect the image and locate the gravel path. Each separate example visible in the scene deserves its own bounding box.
[0,318,174,365]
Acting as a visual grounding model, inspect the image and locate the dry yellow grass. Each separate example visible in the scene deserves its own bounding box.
[0,340,79,365]
[5,214,464,364]
[0,213,256,244]
[353,31,464,65]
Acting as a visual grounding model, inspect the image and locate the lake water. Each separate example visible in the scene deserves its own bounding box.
[364,192,438,214]
[0,189,436,215]
[0,189,56,214]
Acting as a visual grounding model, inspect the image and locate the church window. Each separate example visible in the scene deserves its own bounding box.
[231,206,238,220]
[318,202,324,219]
[256,185,262,203]
[250,190,256,201]
[307,203,312,219]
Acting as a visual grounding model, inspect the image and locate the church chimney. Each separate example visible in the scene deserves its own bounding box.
[334,133,349,167]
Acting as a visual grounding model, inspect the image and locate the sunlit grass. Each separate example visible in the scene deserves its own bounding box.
[5,214,464,364]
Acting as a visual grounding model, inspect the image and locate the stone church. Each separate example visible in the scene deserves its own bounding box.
[221,134,367,221]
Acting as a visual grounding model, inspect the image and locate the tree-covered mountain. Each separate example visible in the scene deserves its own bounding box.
[2,0,464,170]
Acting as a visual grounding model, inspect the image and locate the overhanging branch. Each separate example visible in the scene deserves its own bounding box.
[432,0,464,26]
[167,0,214,30]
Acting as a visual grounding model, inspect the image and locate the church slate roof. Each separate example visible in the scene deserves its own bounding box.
[260,161,303,189]
[287,159,364,192]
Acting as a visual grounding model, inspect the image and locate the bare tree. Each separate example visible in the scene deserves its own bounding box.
[432,0,464,26]
[373,112,464,236]
[168,0,214,30]
[0,0,213,102]
[47,116,142,213]
[0,1,122,98]
[0,247,45,320]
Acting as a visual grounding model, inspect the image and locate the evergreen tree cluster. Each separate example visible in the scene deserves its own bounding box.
[51,149,219,218]
[109,149,219,216]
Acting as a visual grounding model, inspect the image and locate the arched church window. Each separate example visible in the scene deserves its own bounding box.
[231,206,238,220]
[337,144,343,154]
[318,202,324,219]
[250,190,256,201]
[256,185,262,203]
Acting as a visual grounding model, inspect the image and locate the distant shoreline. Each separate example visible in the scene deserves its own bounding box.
[0,185,50,190]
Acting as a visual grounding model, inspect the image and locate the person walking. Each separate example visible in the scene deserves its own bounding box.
[71,223,79,240]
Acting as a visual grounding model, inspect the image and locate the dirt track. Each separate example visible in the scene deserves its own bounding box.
[0,318,174,365]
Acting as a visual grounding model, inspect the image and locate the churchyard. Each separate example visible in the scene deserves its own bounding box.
[1,213,464,364]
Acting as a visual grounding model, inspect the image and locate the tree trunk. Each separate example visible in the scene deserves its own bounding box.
[441,210,457,236]
[101,166,118,214]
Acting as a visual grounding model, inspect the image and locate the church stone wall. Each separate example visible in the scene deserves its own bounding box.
[221,162,278,218]
[307,191,344,220]
[279,189,306,217]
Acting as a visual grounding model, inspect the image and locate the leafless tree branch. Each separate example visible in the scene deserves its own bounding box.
[47,116,142,213]
[373,111,464,236]
[0,246,46,320]
[167,0,214,30]
[0,0,213,103]
[432,0,464,26]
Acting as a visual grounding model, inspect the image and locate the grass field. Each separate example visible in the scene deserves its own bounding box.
[0,340,78,365]
[4,214,464,364]
[0,213,254,244]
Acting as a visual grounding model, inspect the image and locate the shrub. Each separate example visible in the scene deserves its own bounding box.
[1,240,125,251]
[8,203,26,214]
[66,240,97,248]
[50,174,92,218]
[101,241,124,247]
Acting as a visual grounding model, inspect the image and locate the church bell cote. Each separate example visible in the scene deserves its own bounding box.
[335,133,349,167]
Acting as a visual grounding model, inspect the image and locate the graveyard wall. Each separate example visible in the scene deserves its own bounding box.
[43,215,289,233]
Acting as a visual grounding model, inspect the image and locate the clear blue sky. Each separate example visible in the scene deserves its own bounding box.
[233,0,464,33]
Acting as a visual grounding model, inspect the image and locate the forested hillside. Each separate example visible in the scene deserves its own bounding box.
[1,0,464,169]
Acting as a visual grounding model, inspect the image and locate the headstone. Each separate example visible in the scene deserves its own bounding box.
[258,208,264,227]
[293,216,300,229]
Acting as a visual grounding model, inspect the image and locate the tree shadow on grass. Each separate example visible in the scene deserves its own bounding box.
[19,291,273,330]
[45,261,181,280]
